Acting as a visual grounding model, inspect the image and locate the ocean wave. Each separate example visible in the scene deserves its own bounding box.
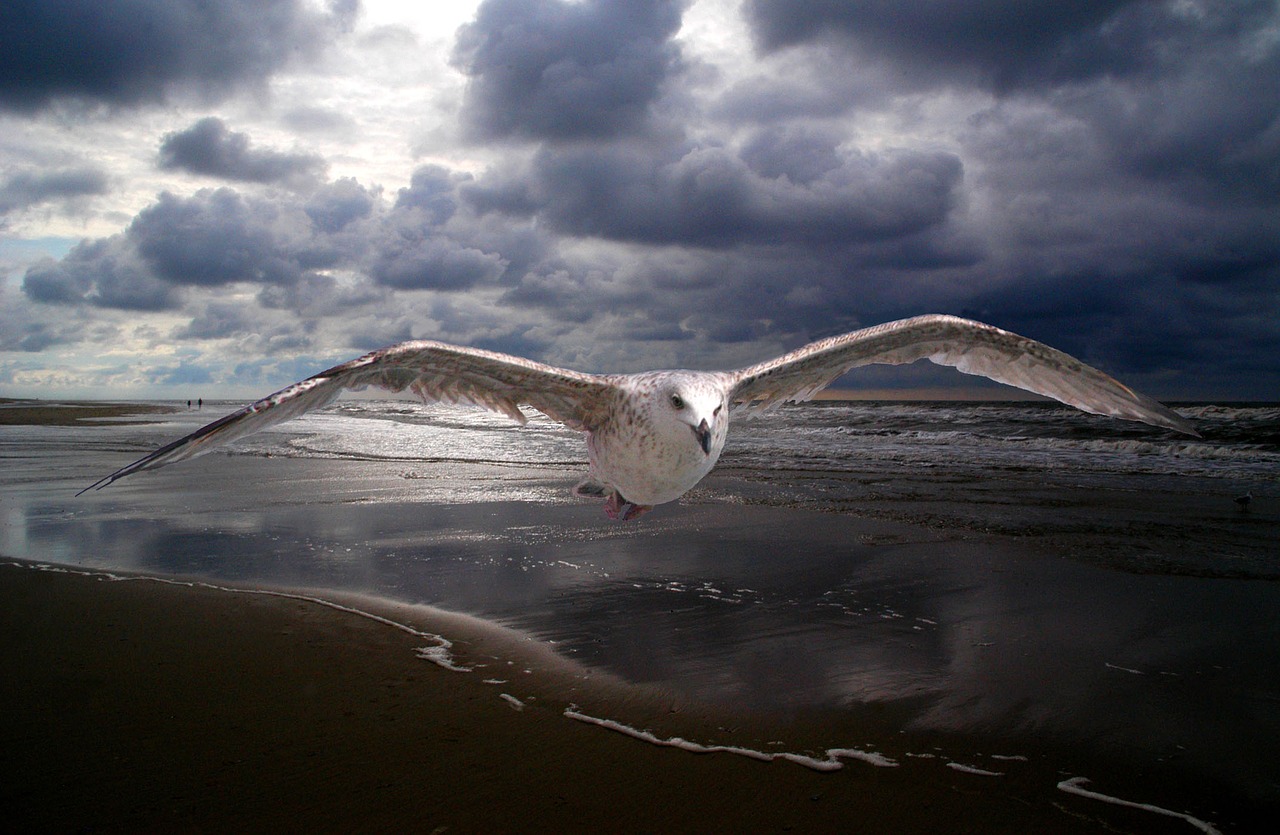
[129,399,1275,486]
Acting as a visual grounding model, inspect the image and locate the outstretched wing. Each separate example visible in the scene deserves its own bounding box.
[79,342,618,494]
[728,315,1198,436]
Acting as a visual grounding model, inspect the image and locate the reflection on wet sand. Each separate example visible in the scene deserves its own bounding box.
[3,400,1278,826]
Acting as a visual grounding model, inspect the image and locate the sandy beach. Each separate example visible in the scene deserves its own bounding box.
[0,398,178,426]
[2,400,1275,832]
[1,559,1233,834]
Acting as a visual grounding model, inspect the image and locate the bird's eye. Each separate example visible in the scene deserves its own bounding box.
[670,394,685,410]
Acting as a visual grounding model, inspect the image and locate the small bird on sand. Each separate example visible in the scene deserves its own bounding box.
[79,315,1198,520]
[1234,492,1253,511]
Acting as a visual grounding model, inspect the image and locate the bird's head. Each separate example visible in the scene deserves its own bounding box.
[647,372,729,459]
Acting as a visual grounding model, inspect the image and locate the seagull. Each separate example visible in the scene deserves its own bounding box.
[79,315,1198,520]
[1234,491,1252,511]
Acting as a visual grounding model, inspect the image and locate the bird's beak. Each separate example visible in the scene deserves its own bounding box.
[693,418,712,455]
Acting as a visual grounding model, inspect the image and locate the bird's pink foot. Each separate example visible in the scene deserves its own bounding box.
[603,492,653,521]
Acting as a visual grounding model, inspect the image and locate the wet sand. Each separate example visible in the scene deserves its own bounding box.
[2,400,1269,832]
[1,560,1218,834]
[0,397,178,426]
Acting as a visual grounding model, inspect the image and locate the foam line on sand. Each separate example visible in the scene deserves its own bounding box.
[1057,777,1221,834]
[563,707,898,772]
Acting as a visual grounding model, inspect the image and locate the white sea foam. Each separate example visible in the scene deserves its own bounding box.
[1057,777,1220,834]
[946,762,1003,776]
[562,708,897,772]
[414,645,470,672]
[1105,662,1144,675]
[499,693,525,711]
[825,748,899,768]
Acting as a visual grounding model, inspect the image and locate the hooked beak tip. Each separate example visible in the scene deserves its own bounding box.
[694,418,712,455]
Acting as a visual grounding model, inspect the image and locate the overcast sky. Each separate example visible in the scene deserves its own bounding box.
[2,0,1277,401]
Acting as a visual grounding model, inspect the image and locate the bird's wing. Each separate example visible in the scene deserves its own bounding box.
[728,314,1198,436]
[79,342,618,494]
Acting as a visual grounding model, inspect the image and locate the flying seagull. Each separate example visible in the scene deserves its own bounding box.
[80,315,1198,520]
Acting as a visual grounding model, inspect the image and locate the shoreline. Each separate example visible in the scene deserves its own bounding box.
[1,558,1240,833]
[5,398,1272,831]
[0,398,180,426]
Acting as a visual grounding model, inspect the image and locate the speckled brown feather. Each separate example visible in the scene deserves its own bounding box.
[79,341,617,494]
[80,315,1196,500]
[728,314,1197,436]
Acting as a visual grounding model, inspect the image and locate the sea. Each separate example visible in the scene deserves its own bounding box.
[3,398,1278,827]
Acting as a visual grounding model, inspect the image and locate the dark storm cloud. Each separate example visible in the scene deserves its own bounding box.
[19,187,334,312]
[720,0,1280,394]
[741,0,1280,204]
[20,170,511,316]
[10,1,1280,399]
[127,188,332,287]
[304,178,378,234]
[0,166,109,215]
[22,238,182,311]
[452,0,686,141]
[172,301,260,340]
[1065,60,1280,202]
[257,273,386,318]
[501,247,848,347]
[713,48,898,123]
[364,166,509,291]
[743,0,1275,92]
[393,166,466,224]
[158,118,327,187]
[0,0,357,112]
[367,234,506,291]
[303,178,376,233]
[0,323,57,352]
[467,141,963,247]
[739,125,843,184]
[0,305,68,352]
